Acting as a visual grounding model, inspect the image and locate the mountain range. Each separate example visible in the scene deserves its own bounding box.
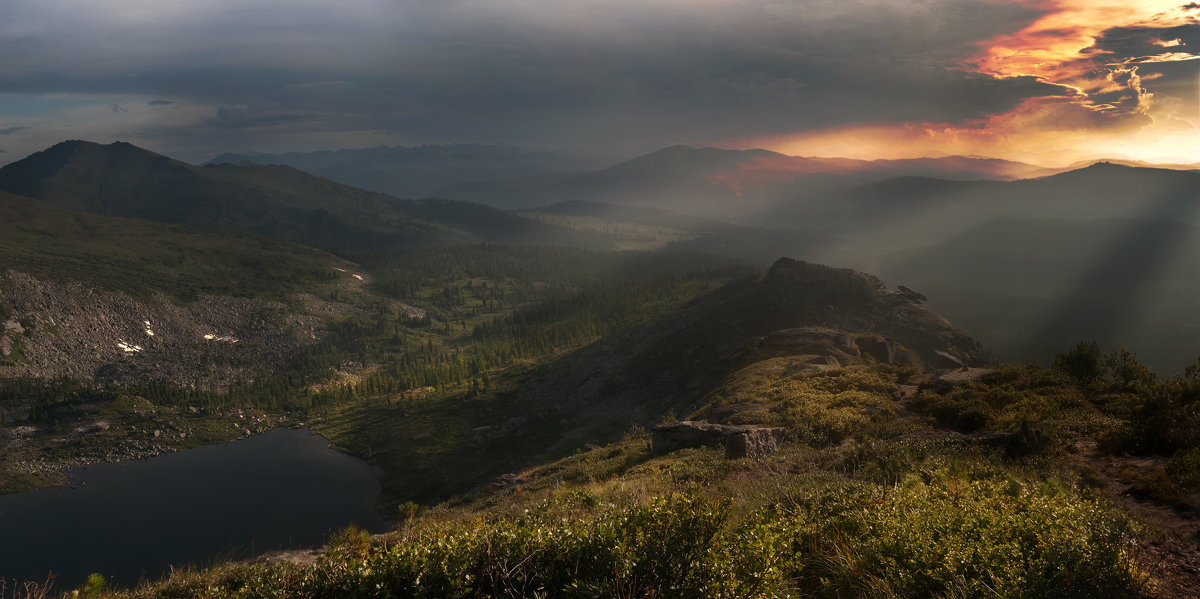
[206,143,595,199]
[205,143,1069,218]
[5,140,1200,371]
[0,140,611,253]
[438,145,1066,217]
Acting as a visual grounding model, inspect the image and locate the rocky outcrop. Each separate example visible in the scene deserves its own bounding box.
[652,421,785,458]
[750,258,991,368]
[966,428,1046,458]
[492,257,993,463]
[0,270,325,388]
[724,427,785,459]
[896,285,927,302]
[754,327,926,371]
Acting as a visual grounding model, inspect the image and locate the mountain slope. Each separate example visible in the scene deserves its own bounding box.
[335,256,991,503]
[744,162,1200,271]
[758,162,1200,234]
[881,217,1200,371]
[730,163,1200,371]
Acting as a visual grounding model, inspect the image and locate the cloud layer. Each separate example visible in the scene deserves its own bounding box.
[0,0,1196,165]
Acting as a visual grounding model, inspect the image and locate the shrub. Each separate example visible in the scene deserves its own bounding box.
[1118,383,1200,454]
[300,492,798,598]
[1165,447,1200,492]
[788,475,1144,599]
[1105,349,1155,391]
[80,574,106,598]
[1053,341,1105,384]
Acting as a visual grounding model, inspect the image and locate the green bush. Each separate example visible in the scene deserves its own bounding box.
[300,492,797,598]
[1052,341,1105,384]
[81,573,107,598]
[1118,383,1200,454]
[1105,349,1155,391]
[789,475,1144,599]
[1165,447,1200,491]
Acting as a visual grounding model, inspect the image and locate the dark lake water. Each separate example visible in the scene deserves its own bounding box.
[0,428,388,590]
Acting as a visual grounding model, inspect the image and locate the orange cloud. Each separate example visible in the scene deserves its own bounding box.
[970,1,1197,74]
[735,0,1200,167]
[967,0,1199,127]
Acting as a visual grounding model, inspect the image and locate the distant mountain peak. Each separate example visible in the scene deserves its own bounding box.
[642,144,782,158]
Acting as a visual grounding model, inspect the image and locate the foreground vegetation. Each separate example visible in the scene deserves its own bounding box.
[18,347,1200,597]
[104,466,1141,599]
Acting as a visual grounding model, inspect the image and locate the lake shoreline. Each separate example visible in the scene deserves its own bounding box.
[0,398,292,495]
[0,427,388,589]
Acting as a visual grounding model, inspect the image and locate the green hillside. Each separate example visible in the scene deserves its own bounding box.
[0,190,345,301]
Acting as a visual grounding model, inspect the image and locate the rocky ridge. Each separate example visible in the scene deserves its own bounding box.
[470,258,993,459]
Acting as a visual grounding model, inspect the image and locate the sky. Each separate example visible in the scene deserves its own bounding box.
[0,0,1198,166]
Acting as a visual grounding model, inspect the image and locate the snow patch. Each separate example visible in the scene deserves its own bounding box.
[352,274,364,281]
[332,267,347,272]
[143,320,155,337]
[203,333,239,343]
[117,340,143,354]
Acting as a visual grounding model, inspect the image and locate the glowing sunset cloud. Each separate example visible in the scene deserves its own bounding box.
[971,1,1195,77]
[748,0,1200,166]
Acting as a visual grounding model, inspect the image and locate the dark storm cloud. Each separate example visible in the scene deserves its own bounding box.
[1085,24,1200,63]
[0,126,28,135]
[0,0,1058,155]
[1063,21,1200,131]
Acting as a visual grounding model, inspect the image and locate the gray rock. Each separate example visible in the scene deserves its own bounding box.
[855,335,893,363]
[652,421,786,459]
[725,428,786,459]
[491,473,521,489]
[896,285,928,302]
